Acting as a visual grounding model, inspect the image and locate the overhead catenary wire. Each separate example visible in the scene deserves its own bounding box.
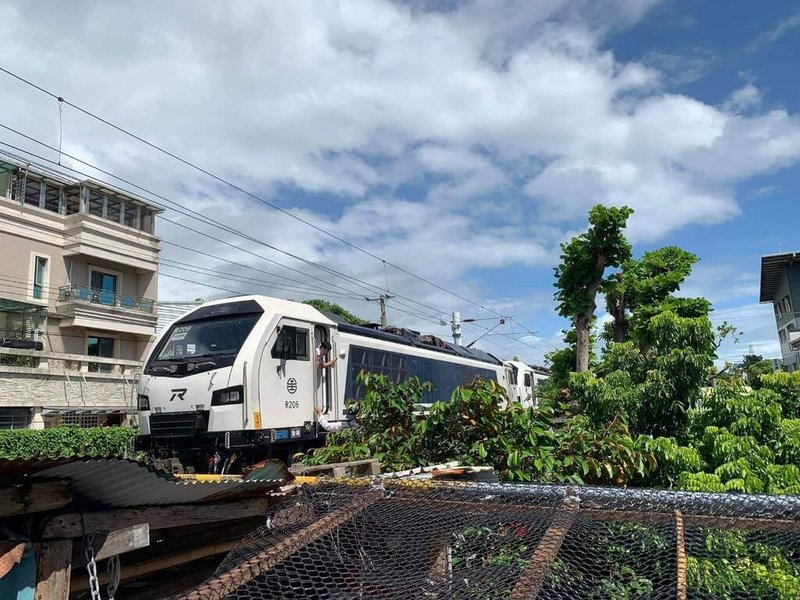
[0,135,550,360]
[0,138,546,356]
[0,133,454,316]
[0,66,558,351]
[0,218,367,303]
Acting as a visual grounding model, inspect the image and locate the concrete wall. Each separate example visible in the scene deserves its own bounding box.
[0,371,135,409]
[773,265,800,371]
[0,229,69,307]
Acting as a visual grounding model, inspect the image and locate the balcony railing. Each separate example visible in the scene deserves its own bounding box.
[58,285,156,314]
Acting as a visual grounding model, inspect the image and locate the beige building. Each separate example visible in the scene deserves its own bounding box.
[0,157,162,428]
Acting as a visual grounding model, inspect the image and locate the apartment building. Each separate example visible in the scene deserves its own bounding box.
[0,156,162,428]
[759,251,800,372]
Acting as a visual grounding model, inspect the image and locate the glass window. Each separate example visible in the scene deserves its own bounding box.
[44,184,61,213]
[157,314,260,361]
[91,270,118,306]
[88,335,115,373]
[124,203,137,228]
[271,325,310,361]
[106,197,121,223]
[33,256,47,300]
[0,170,9,197]
[524,373,532,387]
[24,178,42,207]
[65,188,80,214]
[0,408,31,429]
[88,189,105,216]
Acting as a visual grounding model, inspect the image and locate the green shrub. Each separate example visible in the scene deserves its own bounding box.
[760,371,800,418]
[0,426,139,459]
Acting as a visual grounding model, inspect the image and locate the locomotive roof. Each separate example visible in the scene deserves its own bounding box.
[336,321,502,366]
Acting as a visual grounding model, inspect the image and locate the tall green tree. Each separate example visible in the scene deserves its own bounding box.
[554,204,633,372]
[604,246,698,343]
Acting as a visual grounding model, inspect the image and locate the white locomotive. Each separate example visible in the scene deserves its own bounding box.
[137,295,546,470]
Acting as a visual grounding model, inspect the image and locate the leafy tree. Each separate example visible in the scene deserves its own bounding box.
[738,354,775,389]
[554,204,633,372]
[302,298,367,325]
[604,246,698,344]
[760,371,800,416]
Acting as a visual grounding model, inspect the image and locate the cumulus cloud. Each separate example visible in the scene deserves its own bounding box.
[723,84,762,113]
[2,0,800,362]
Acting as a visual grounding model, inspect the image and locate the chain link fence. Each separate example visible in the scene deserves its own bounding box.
[176,479,800,600]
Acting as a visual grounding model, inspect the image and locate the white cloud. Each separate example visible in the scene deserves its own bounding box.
[2,0,800,362]
[711,304,781,364]
[748,11,800,52]
[723,84,762,113]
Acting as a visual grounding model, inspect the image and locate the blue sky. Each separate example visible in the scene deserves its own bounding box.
[1,0,799,364]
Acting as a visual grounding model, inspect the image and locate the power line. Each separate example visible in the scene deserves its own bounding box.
[0,137,497,340]
[0,133,553,358]
[0,133,448,314]
[0,66,556,349]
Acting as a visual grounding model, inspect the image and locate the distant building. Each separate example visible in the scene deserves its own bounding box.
[759,251,800,372]
[156,299,205,334]
[0,156,162,428]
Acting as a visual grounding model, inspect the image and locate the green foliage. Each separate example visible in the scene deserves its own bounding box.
[638,437,702,488]
[776,419,800,464]
[556,415,653,485]
[760,371,800,418]
[0,426,139,459]
[738,354,775,390]
[554,204,633,372]
[306,372,431,470]
[604,246,699,344]
[305,374,654,485]
[572,300,717,438]
[554,204,634,320]
[686,536,800,600]
[302,299,367,325]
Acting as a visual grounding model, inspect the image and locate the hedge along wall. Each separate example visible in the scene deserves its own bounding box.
[0,426,139,460]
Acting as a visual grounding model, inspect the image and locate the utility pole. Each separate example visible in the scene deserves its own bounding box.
[365,294,392,327]
[452,312,461,345]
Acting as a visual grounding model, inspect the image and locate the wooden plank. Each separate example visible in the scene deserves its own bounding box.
[35,540,72,600]
[72,524,150,566]
[290,458,380,475]
[509,500,578,600]
[42,498,270,539]
[70,539,241,592]
[1,481,72,516]
[180,490,384,600]
[676,510,687,600]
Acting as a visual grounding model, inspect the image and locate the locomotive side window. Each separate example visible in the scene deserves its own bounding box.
[524,373,532,387]
[271,326,310,361]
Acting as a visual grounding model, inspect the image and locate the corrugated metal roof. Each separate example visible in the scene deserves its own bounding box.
[0,457,292,508]
[759,251,800,303]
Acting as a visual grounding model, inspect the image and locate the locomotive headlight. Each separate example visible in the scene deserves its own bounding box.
[211,385,244,406]
[137,394,150,411]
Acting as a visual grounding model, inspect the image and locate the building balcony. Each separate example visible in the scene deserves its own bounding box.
[58,285,156,314]
[55,285,157,336]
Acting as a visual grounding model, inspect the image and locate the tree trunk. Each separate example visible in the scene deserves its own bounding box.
[609,295,628,343]
[575,314,591,372]
[575,253,607,372]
